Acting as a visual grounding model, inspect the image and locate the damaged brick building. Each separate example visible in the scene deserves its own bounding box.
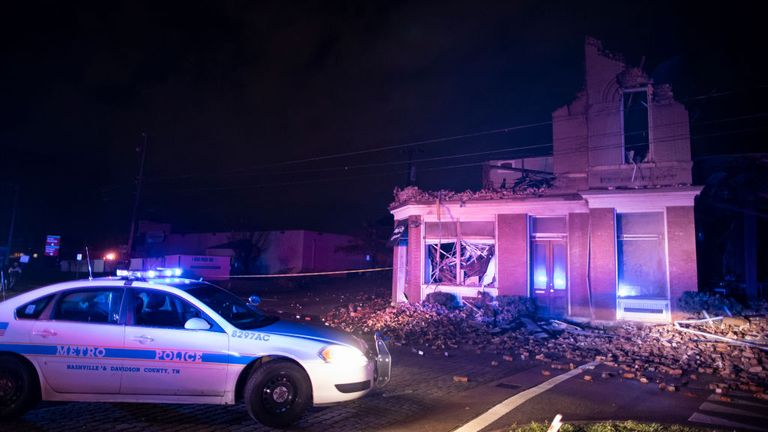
[389,38,701,323]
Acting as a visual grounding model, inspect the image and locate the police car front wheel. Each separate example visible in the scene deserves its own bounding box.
[0,355,39,419]
[245,360,311,428]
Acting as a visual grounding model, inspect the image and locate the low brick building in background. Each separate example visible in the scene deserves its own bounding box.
[389,38,701,322]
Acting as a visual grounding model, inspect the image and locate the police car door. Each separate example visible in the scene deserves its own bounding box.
[30,287,126,394]
[122,288,228,396]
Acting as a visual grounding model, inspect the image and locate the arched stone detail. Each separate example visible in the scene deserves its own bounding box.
[600,79,622,104]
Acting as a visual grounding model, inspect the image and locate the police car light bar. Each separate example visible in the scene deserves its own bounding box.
[116,268,183,279]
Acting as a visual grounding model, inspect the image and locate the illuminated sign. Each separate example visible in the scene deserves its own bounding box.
[44,235,61,257]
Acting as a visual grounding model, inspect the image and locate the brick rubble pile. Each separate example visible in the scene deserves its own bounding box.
[323,295,768,397]
[390,184,553,209]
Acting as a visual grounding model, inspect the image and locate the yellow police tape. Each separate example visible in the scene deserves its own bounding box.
[227,267,393,278]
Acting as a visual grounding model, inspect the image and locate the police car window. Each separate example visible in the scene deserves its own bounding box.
[54,289,124,324]
[133,290,203,329]
[16,294,54,320]
[185,283,277,330]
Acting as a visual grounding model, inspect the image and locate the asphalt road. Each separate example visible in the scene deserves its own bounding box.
[4,344,768,432]
[3,276,767,431]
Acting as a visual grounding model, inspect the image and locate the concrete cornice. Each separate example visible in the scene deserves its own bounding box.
[390,186,703,220]
[390,195,589,221]
[581,186,703,212]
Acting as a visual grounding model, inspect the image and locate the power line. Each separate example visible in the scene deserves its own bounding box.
[272,112,768,176]
[166,125,768,193]
[145,111,768,183]
[94,108,766,195]
[147,120,552,182]
[145,87,767,183]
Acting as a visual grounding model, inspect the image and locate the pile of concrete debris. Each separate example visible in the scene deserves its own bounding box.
[323,295,768,397]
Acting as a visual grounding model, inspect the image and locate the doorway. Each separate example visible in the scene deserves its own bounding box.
[530,217,568,318]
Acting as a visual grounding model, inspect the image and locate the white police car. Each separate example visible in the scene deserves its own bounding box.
[0,269,390,427]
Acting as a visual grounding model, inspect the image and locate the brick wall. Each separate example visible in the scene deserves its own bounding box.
[497,214,528,296]
[666,206,698,319]
[568,212,591,318]
[405,215,423,303]
[588,208,617,320]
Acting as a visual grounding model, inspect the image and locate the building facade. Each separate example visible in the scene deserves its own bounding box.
[134,222,369,275]
[389,38,701,322]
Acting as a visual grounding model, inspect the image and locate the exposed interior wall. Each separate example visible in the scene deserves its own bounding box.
[584,39,625,168]
[552,95,589,192]
[549,38,694,191]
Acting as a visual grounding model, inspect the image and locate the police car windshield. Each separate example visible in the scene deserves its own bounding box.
[183,283,277,330]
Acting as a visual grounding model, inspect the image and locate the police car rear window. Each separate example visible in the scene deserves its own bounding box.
[16,294,54,320]
[54,289,124,324]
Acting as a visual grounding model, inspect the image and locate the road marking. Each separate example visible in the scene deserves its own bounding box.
[707,394,768,408]
[699,401,768,419]
[453,361,598,432]
[688,412,768,431]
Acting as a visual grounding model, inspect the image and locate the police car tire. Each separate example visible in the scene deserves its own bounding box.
[244,360,311,428]
[0,356,39,419]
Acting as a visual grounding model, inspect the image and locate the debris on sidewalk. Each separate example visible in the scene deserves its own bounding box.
[674,316,768,351]
[323,291,768,395]
[521,317,550,339]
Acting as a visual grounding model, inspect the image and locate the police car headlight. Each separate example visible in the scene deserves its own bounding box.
[319,345,369,367]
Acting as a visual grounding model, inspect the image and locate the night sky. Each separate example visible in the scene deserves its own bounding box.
[1,1,766,254]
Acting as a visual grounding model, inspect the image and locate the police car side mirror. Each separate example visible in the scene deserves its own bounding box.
[248,295,261,306]
[184,317,212,330]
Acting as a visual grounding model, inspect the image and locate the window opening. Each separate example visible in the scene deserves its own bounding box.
[623,88,650,164]
[424,222,496,288]
[459,241,495,287]
[617,212,667,299]
[426,241,458,284]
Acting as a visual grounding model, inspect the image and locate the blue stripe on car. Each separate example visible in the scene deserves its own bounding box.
[104,348,158,360]
[0,343,58,355]
[0,343,256,365]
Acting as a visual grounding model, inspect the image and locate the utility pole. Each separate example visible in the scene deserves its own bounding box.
[406,148,416,186]
[127,133,148,259]
[405,146,423,186]
[5,184,19,267]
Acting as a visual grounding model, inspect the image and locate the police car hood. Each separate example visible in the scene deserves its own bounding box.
[263,320,361,348]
